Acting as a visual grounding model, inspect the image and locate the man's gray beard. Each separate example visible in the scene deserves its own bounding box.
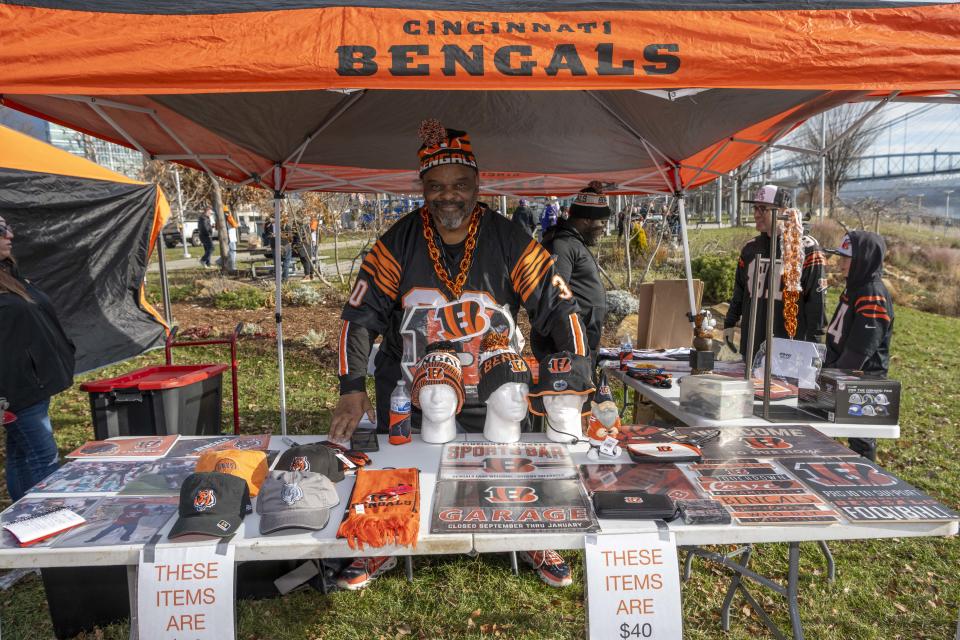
[432,207,470,230]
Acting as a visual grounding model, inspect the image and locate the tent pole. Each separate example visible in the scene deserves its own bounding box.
[676,193,697,326]
[155,234,172,326]
[716,175,723,225]
[273,166,288,436]
[819,115,826,221]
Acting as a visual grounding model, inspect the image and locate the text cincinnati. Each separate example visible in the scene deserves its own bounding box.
[336,43,680,77]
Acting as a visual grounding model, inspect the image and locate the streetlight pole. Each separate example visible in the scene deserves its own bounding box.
[946,190,954,218]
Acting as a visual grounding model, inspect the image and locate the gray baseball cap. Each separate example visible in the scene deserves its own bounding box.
[257,470,340,535]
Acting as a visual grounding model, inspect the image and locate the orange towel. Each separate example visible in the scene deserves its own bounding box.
[337,467,420,550]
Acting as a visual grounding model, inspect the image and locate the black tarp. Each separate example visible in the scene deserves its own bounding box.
[0,168,167,372]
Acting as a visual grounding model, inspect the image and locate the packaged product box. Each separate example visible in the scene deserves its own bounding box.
[798,369,900,424]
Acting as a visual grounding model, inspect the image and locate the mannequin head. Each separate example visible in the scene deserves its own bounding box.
[411,340,465,413]
[419,384,458,423]
[486,382,529,423]
[543,393,587,421]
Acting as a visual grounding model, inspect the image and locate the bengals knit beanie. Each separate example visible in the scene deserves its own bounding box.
[411,341,465,412]
[477,332,532,403]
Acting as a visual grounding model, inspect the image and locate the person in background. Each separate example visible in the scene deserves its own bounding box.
[533,182,610,365]
[511,199,537,237]
[262,217,293,281]
[539,197,559,239]
[823,231,894,461]
[0,215,75,501]
[198,208,215,268]
[223,209,239,272]
[723,185,826,361]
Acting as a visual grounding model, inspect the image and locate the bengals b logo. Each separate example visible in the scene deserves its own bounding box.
[508,358,528,374]
[426,366,445,381]
[484,486,538,504]
[547,357,572,374]
[432,300,490,342]
[193,489,217,512]
[745,436,792,450]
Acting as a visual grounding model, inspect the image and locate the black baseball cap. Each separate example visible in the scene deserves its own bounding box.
[528,351,595,416]
[168,472,251,539]
[274,444,345,483]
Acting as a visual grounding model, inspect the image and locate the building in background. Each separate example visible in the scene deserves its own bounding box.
[1,106,144,180]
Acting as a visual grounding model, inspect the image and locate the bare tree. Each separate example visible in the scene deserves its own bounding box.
[794,105,883,217]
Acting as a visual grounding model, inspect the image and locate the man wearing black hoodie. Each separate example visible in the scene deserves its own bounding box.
[532,183,609,363]
[823,231,895,461]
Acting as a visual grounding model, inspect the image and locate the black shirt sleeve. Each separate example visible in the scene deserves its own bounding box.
[724,249,749,329]
[512,238,587,356]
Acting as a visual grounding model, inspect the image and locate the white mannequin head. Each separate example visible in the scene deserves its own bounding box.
[418,384,458,443]
[543,393,586,443]
[483,382,529,443]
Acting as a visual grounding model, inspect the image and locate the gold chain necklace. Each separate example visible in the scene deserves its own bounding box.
[420,205,482,299]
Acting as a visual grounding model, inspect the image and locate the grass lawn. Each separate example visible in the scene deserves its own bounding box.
[3,227,959,638]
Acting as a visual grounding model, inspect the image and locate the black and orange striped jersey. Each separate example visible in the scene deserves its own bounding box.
[339,203,586,432]
[723,232,827,359]
[825,231,894,375]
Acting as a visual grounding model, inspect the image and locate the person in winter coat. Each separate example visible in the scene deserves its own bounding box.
[532,182,610,364]
[0,215,75,500]
[723,185,827,360]
[823,231,894,461]
[539,198,559,239]
[511,199,537,237]
[198,209,215,268]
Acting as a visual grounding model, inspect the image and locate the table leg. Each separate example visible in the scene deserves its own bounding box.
[127,565,139,640]
[405,556,414,582]
[721,545,752,632]
[682,547,694,582]
[510,551,519,576]
[816,540,835,582]
[787,542,805,640]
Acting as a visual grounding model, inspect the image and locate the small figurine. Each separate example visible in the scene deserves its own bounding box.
[585,372,622,447]
[690,309,718,374]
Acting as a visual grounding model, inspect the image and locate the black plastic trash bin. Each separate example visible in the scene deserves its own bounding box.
[81,364,228,439]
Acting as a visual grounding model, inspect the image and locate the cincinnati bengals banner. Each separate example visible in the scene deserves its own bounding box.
[780,457,959,523]
[2,2,959,92]
[439,441,576,480]
[431,478,597,533]
[677,425,859,459]
[689,461,842,525]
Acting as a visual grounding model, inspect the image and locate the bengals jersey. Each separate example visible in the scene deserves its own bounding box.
[339,204,587,432]
[724,232,827,359]
[824,231,894,375]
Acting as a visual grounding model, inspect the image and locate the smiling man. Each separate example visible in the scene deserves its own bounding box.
[329,121,587,590]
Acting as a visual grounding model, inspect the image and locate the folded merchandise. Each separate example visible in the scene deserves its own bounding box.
[628,371,673,388]
[317,441,371,469]
[678,499,732,525]
[337,467,420,549]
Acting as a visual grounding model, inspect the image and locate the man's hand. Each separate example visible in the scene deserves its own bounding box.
[329,391,375,442]
[723,327,738,354]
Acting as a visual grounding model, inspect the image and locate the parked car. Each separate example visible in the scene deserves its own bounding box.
[162,211,250,248]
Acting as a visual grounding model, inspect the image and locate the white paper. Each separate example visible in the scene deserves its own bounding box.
[585,532,683,640]
[138,545,236,640]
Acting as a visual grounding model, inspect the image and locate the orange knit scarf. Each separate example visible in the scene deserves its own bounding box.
[337,467,420,550]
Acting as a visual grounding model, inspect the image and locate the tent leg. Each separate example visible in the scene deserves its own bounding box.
[155,234,172,326]
[676,194,698,324]
[273,174,289,437]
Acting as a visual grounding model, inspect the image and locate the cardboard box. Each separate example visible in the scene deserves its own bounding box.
[636,279,703,349]
[798,369,900,424]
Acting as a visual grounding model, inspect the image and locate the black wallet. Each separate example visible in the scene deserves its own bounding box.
[592,491,678,521]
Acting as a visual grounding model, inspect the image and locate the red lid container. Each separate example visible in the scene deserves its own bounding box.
[80,364,229,393]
